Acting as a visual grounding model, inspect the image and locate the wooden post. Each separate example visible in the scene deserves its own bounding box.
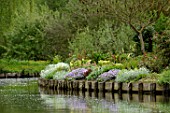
[138,83,143,94]
[118,82,122,94]
[92,81,98,92]
[73,80,79,91]
[143,83,150,91]
[54,80,58,89]
[114,82,119,91]
[70,81,74,90]
[45,79,48,87]
[150,83,156,93]
[66,81,71,90]
[98,82,105,92]
[79,80,85,91]
[87,81,92,92]
[62,80,67,90]
[58,80,63,90]
[49,79,54,89]
[128,83,132,93]
[105,82,114,92]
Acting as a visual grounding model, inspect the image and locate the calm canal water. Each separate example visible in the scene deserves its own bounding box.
[0,78,170,113]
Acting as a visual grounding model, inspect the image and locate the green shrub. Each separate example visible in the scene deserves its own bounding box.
[158,70,170,85]
[70,60,82,69]
[112,63,125,70]
[115,67,150,83]
[123,56,141,69]
[89,53,109,64]
[52,55,62,64]
[98,60,112,66]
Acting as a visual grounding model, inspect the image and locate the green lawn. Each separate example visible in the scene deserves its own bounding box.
[0,59,49,74]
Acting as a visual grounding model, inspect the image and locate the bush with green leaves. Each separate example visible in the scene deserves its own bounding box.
[115,67,150,83]
[40,62,70,79]
[122,56,141,69]
[158,70,170,85]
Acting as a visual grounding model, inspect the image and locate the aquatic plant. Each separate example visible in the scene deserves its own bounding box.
[115,67,150,83]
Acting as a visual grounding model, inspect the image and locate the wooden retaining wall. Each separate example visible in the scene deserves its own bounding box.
[38,78,170,95]
[0,73,40,78]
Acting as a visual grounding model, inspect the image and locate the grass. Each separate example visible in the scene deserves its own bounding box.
[0,59,49,74]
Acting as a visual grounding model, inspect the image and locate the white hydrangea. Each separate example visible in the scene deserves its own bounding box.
[40,62,70,78]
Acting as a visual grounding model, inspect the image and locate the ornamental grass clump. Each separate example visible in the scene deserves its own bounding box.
[64,68,91,80]
[97,69,120,82]
[40,62,70,79]
[115,67,150,83]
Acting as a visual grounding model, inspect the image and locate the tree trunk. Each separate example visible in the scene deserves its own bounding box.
[138,32,146,55]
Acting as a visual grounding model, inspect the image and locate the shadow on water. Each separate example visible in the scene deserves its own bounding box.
[0,78,170,113]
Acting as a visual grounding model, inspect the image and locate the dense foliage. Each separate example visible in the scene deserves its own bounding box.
[0,0,170,80]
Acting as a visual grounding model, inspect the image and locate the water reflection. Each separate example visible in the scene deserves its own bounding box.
[39,87,170,113]
[0,78,170,113]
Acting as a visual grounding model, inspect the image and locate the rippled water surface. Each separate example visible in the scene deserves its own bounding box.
[0,78,170,113]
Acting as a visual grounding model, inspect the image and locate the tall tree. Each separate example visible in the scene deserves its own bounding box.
[110,0,170,54]
[74,0,170,54]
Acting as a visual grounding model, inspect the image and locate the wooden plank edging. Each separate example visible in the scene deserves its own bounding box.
[38,78,170,93]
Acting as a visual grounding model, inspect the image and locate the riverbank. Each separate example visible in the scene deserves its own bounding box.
[0,59,49,78]
[0,72,39,78]
[38,78,170,95]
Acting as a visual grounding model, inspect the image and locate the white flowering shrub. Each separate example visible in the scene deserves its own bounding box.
[40,62,70,79]
[115,67,150,82]
[53,71,69,80]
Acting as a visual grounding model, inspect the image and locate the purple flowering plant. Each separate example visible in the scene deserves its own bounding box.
[97,69,120,82]
[64,68,89,80]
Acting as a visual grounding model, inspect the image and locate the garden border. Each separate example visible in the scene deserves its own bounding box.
[38,78,170,95]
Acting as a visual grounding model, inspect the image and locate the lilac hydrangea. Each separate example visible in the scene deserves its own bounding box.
[97,69,120,82]
[64,68,89,80]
